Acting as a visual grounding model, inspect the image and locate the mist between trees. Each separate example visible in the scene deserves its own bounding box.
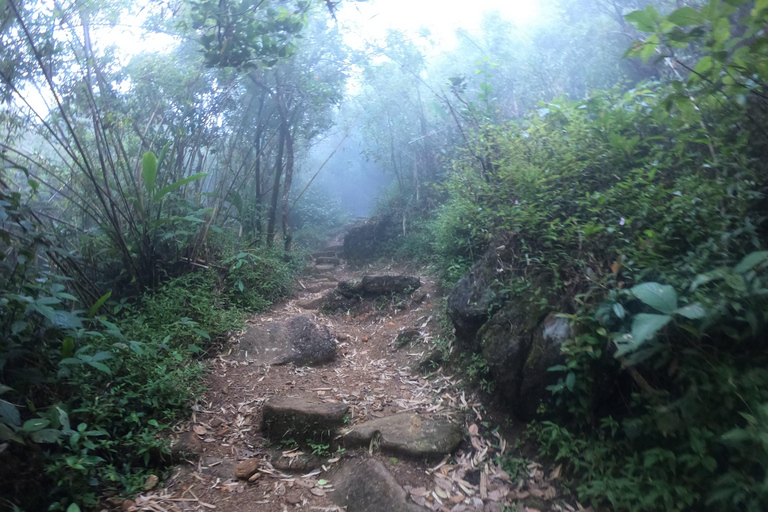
[1,0,767,511]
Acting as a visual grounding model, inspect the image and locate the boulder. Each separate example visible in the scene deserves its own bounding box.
[343,215,398,262]
[330,459,425,512]
[235,316,335,366]
[446,262,499,350]
[344,413,461,460]
[518,314,573,419]
[477,301,547,407]
[261,396,349,443]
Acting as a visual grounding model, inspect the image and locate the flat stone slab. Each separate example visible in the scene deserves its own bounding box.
[316,257,341,265]
[330,459,425,512]
[261,396,349,442]
[235,316,335,366]
[338,275,421,298]
[344,413,461,459]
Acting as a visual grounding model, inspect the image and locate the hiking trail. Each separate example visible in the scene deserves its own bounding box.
[126,227,583,512]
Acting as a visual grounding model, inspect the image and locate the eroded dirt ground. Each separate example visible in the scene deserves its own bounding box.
[124,235,588,512]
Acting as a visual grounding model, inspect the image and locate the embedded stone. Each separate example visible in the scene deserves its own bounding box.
[344,413,461,459]
[261,396,349,443]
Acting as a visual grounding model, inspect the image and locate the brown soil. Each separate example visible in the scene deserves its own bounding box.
[124,238,586,512]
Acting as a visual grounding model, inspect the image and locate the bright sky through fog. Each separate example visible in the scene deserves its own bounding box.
[337,0,540,51]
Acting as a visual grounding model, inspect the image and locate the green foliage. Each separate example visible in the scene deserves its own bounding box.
[421,3,768,510]
[0,189,296,510]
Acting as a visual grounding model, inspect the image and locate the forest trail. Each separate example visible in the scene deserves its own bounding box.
[127,230,577,512]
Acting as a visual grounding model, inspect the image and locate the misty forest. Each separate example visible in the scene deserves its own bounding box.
[1,0,768,511]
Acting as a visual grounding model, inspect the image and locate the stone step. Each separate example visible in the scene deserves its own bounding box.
[315,257,341,266]
[312,251,338,259]
[343,413,461,460]
[331,459,424,512]
[312,264,336,275]
[261,396,349,443]
[324,244,344,253]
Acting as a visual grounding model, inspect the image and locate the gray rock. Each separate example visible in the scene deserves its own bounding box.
[297,295,326,310]
[235,316,335,366]
[446,264,499,349]
[343,215,398,262]
[302,280,338,294]
[268,448,323,472]
[201,456,235,480]
[330,459,425,512]
[345,413,461,459]
[337,275,421,298]
[169,431,203,462]
[477,301,546,408]
[315,257,341,265]
[261,396,349,443]
[518,314,572,419]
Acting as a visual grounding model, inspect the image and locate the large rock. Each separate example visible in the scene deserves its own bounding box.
[343,215,398,262]
[261,396,349,443]
[235,316,335,366]
[330,459,425,512]
[344,413,461,459]
[518,314,572,419]
[446,256,501,349]
[477,301,548,407]
[338,275,421,298]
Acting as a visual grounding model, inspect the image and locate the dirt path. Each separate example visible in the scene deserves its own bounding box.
[127,235,582,512]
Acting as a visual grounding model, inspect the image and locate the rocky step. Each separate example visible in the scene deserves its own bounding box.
[315,256,341,265]
[338,275,421,298]
[331,459,425,512]
[324,244,344,254]
[312,251,339,259]
[300,280,338,294]
[344,413,461,460]
[261,395,349,443]
[312,264,337,275]
[233,316,335,366]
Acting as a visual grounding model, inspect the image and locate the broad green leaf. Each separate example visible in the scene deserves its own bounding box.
[0,423,23,443]
[631,282,678,313]
[21,418,50,432]
[66,503,82,512]
[626,10,655,32]
[87,361,112,375]
[142,152,158,196]
[640,34,660,63]
[0,399,21,427]
[62,337,75,359]
[668,7,703,26]
[734,251,768,273]
[88,291,112,318]
[631,313,672,346]
[693,56,714,74]
[675,303,706,320]
[156,173,207,200]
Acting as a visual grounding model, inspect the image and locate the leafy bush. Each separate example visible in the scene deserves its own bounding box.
[0,185,297,510]
[423,2,768,510]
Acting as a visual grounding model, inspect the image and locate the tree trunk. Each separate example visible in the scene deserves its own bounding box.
[266,127,285,247]
[280,123,295,253]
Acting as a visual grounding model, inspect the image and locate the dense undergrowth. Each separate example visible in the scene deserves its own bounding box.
[0,190,297,511]
[382,3,768,511]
